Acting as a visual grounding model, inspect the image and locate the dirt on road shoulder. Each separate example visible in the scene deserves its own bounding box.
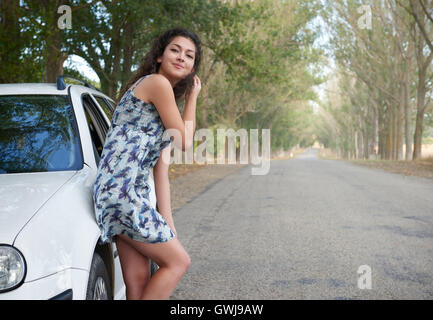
[318,148,433,180]
[169,163,248,212]
[347,158,433,180]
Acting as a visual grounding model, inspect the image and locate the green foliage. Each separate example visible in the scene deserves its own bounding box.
[2,0,324,152]
[0,1,45,83]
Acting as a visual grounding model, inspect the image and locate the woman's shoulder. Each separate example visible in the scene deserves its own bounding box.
[134,74,174,104]
[139,74,171,90]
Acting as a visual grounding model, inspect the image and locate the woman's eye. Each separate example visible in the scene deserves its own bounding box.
[171,48,193,59]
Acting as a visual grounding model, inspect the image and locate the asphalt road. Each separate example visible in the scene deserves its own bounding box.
[171,148,433,299]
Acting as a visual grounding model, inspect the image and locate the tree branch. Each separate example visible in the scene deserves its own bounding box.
[403,0,433,53]
[419,0,433,25]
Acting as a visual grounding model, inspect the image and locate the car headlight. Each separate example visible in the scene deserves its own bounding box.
[0,245,26,292]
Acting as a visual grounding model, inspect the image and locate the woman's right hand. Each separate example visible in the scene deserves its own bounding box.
[186,75,201,102]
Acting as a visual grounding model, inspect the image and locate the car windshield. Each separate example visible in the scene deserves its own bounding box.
[0,95,83,174]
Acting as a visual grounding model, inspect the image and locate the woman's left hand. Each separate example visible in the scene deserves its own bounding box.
[171,226,177,238]
[165,215,177,237]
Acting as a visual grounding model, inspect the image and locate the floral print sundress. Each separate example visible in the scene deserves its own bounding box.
[93,74,174,244]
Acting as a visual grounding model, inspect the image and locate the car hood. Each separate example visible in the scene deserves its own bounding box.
[0,171,77,244]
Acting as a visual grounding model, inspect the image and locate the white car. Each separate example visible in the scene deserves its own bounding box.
[0,76,158,300]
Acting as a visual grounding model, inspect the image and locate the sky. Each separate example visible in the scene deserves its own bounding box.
[309,12,336,109]
[64,54,100,82]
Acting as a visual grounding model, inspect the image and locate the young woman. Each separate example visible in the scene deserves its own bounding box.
[93,27,202,300]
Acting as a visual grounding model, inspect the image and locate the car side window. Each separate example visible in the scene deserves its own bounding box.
[82,94,109,165]
[93,95,114,121]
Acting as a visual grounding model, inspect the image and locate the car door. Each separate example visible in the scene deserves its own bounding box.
[71,88,125,298]
[91,94,115,122]
[81,94,110,166]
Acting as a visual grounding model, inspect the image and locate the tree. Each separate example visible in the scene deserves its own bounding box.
[0,0,43,82]
[318,0,432,161]
[397,0,433,159]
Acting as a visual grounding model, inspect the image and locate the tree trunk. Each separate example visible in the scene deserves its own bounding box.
[404,73,412,160]
[363,123,369,159]
[378,105,385,159]
[43,0,69,82]
[370,99,378,159]
[397,82,405,160]
[386,107,393,160]
[411,1,433,160]
[392,105,398,160]
[110,25,122,99]
[199,84,208,128]
[121,19,135,91]
[354,130,359,159]
[0,0,22,83]
[413,110,424,159]
[412,49,433,159]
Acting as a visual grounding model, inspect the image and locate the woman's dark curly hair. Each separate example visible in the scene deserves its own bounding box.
[118,27,202,103]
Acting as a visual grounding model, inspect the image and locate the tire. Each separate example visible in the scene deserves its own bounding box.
[86,252,112,300]
[150,260,159,276]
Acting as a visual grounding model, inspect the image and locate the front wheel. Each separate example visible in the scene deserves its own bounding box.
[86,252,112,300]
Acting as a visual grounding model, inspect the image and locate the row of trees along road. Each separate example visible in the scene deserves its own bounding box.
[316,0,433,160]
[0,0,324,155]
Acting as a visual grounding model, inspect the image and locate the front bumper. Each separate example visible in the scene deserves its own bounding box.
[49,289,73,300]
[0,268,89,300]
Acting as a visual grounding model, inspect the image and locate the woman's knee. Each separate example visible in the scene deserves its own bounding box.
[180,251,191,273]
[177,251,191,277]
[165,248,190,277]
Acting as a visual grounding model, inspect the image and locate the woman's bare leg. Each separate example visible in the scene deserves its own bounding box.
[115,235,151,300]
[116,234,190,300]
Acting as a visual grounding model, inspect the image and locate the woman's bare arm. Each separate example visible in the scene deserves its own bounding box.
[134,74,200,151]
[153,144,177,237]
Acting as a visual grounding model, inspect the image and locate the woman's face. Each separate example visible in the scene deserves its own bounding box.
[157,36,196,84]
